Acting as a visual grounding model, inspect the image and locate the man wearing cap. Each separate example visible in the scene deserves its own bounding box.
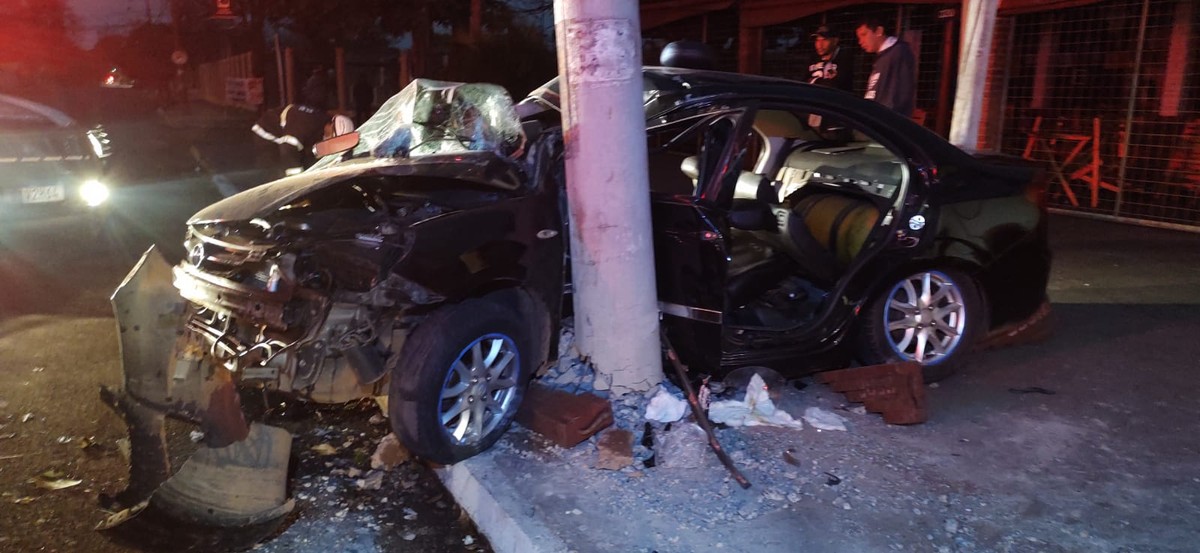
[806,25,854,93]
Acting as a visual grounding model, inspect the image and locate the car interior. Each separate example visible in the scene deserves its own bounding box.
[647,106,908,331]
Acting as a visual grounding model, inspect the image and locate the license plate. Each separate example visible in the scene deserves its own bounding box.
[20,185,65,204]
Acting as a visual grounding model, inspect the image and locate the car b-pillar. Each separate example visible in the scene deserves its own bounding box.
[553,0,664,394]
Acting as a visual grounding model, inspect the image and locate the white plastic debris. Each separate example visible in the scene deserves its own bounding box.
[645,389,688,423]
[706,374,803,429]
[803,407,848,431]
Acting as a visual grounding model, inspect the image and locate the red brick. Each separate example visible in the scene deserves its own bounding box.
[515,384,613,448]
[818,362,927,425]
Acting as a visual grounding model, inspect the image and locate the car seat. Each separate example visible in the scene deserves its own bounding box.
[775,192,881,286]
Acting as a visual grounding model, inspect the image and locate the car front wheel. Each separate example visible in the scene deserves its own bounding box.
[389,297,532,464]
[856,268,986,382]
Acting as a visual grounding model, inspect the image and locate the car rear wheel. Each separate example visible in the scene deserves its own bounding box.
[856,268,986,382]
[389,297,532,464]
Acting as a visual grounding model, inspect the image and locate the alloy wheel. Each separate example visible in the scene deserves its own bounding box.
[883,270,968,364]
[438,334,520,445]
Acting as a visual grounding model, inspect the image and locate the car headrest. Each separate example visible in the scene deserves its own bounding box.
[680,155,699,181]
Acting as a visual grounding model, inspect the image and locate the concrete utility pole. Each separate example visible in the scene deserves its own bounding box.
[552,0,663,394]
[948,0,999,151]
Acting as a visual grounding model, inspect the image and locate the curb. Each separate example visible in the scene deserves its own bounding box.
[436,456,570,553]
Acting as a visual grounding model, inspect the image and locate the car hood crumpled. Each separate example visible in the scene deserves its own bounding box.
[188,159,399,224]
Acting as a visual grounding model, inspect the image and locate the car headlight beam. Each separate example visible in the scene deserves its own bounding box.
[80,179,110,207]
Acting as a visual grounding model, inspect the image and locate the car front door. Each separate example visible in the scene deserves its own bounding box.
[649,108,758,374]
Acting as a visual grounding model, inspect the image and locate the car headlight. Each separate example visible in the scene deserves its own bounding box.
[79,179,110,207]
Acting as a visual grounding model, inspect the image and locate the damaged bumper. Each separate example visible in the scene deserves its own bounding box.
[100,246,294,531]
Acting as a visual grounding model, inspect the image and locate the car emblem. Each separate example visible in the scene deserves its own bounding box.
[188,242,206,267]
[908,215,926,231]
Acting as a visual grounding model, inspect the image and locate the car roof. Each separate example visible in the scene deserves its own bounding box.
[523,66,967,163]
[0,93,76,128]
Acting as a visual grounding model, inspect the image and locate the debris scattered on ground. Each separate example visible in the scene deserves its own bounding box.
[656,423,714,469]
[115,438,131,461]
[12,496,37,505]
[782,447,802,466]
[594,428,634,470]
[21,413,34,423]
[34,469,83,491]
[368,413,387,425]
[32,367,45,373]
[707,374,803,429]
[1009,386,1056,395]
[0,454,26,460]
[188,430,206,442]
[370,433,410,470]
[95,500,149,531]
[645,389,688,423]
[721,366,787,401]
[0,433,16,440]
[824,472,842,486]
[55,435,74,444]
[355,470,385,490]
[0,399,8,409]
[803,407,849,431]
[464,535,476,546]
[310,443,339,456]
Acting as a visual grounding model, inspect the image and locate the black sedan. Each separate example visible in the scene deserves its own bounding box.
[110,70,1049,470]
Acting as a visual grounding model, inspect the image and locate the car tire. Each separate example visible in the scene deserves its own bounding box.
[856,268,986,383]
[389,297,533,464]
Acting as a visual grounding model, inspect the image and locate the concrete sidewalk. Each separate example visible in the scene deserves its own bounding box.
[438,216,1200,553]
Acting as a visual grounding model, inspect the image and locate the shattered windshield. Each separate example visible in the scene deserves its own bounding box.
[312,79,526,170]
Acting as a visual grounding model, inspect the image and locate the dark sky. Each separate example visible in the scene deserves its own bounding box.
[68,0,169,47]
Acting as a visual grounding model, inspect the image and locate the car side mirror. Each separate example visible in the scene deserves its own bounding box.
[314,131,360,158]
[728,198,777,232]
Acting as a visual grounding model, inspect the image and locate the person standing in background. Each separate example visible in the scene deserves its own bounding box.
[855,17,915,117]
[807,25,854,93]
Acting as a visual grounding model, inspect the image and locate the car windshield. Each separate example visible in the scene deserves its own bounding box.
[312,79,526,170]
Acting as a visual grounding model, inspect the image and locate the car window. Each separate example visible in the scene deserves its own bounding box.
[757,107,908,205]
[0,100,56,131]
[645,109,760,199]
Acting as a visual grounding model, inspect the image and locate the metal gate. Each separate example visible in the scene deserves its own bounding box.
[999,0,1200,229]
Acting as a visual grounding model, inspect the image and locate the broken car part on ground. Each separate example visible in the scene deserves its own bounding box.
[100,71,1051,539]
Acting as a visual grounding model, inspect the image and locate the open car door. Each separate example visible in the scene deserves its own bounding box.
[649,108,758,374]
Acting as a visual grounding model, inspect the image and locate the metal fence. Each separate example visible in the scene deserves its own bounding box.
[196,51,255,109]
[999,0,1200,228]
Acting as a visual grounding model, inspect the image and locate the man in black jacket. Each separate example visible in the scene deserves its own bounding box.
[855,17,915,117]
[807,25,853,93]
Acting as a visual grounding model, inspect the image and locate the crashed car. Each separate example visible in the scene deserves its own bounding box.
[0,93,113,224]
[105,70,1049,526]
